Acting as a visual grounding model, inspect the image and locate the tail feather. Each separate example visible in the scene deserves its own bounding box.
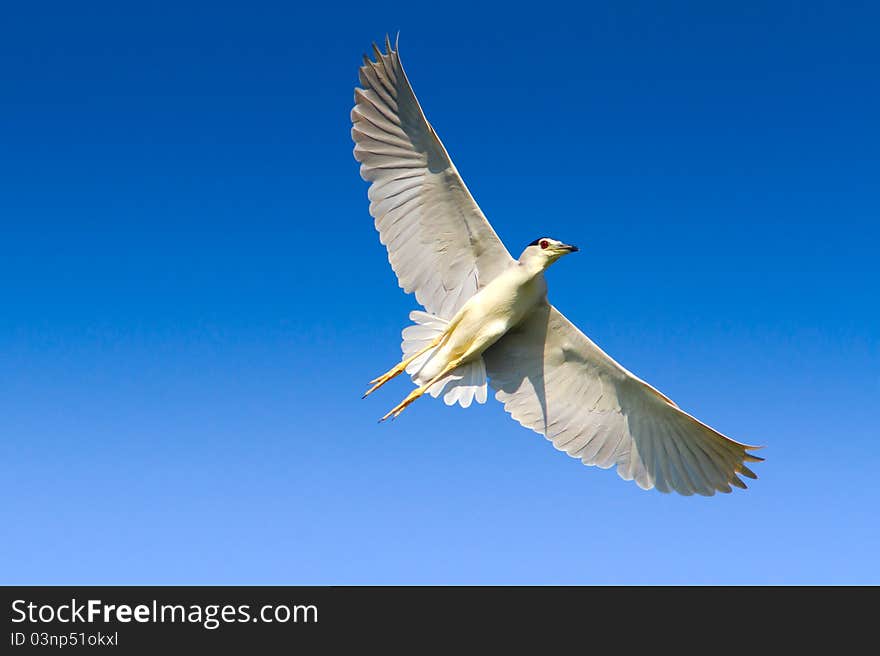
[401,310,487,409]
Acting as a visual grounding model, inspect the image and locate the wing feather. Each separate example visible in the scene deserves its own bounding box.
[483,303,763,496]
[352,38,513,318]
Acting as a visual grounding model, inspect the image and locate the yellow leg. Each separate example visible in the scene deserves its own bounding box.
[380,357,463,422]
[363,333,447,399]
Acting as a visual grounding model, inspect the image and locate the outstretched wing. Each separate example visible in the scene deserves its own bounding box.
[483,304,763,495]
[352,36,513,319]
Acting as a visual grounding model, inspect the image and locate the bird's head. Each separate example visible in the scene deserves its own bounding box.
[519,237,579,270]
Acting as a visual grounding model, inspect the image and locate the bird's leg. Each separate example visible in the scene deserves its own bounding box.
[363,332,449,399]
[380,357,464,422]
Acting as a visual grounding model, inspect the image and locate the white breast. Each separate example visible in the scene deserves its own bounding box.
[475,264,547,329]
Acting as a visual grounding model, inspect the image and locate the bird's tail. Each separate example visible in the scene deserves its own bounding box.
[402,311,488,408]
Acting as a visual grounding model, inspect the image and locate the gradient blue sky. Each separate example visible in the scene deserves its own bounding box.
[2,1,878,584]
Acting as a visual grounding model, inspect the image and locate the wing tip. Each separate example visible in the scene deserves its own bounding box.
[743,443,766,461]
[737,464,758,480]
[362,34,398,64]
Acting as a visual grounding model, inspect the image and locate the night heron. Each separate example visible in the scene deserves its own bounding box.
[352,37,762,495]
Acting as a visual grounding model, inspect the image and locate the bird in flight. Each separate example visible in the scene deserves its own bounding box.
[352,36,763,495]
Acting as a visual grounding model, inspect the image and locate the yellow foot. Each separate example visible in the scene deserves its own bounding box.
[380,385,427,422]
[362,361,409,399]
[363,331,451,400]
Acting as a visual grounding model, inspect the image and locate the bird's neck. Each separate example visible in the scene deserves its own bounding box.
[518,252,550,277]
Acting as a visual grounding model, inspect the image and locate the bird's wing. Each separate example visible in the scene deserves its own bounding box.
[483,303,763,495]
[352,37,513,319]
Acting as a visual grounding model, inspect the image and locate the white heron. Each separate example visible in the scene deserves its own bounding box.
[352,36,762,495]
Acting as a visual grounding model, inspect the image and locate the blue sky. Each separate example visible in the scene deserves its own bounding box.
[2,1,878,584]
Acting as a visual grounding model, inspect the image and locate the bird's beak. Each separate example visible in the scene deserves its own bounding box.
[563,244,579,253]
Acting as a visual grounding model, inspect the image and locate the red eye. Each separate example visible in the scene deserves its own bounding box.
[540,240,549,249]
